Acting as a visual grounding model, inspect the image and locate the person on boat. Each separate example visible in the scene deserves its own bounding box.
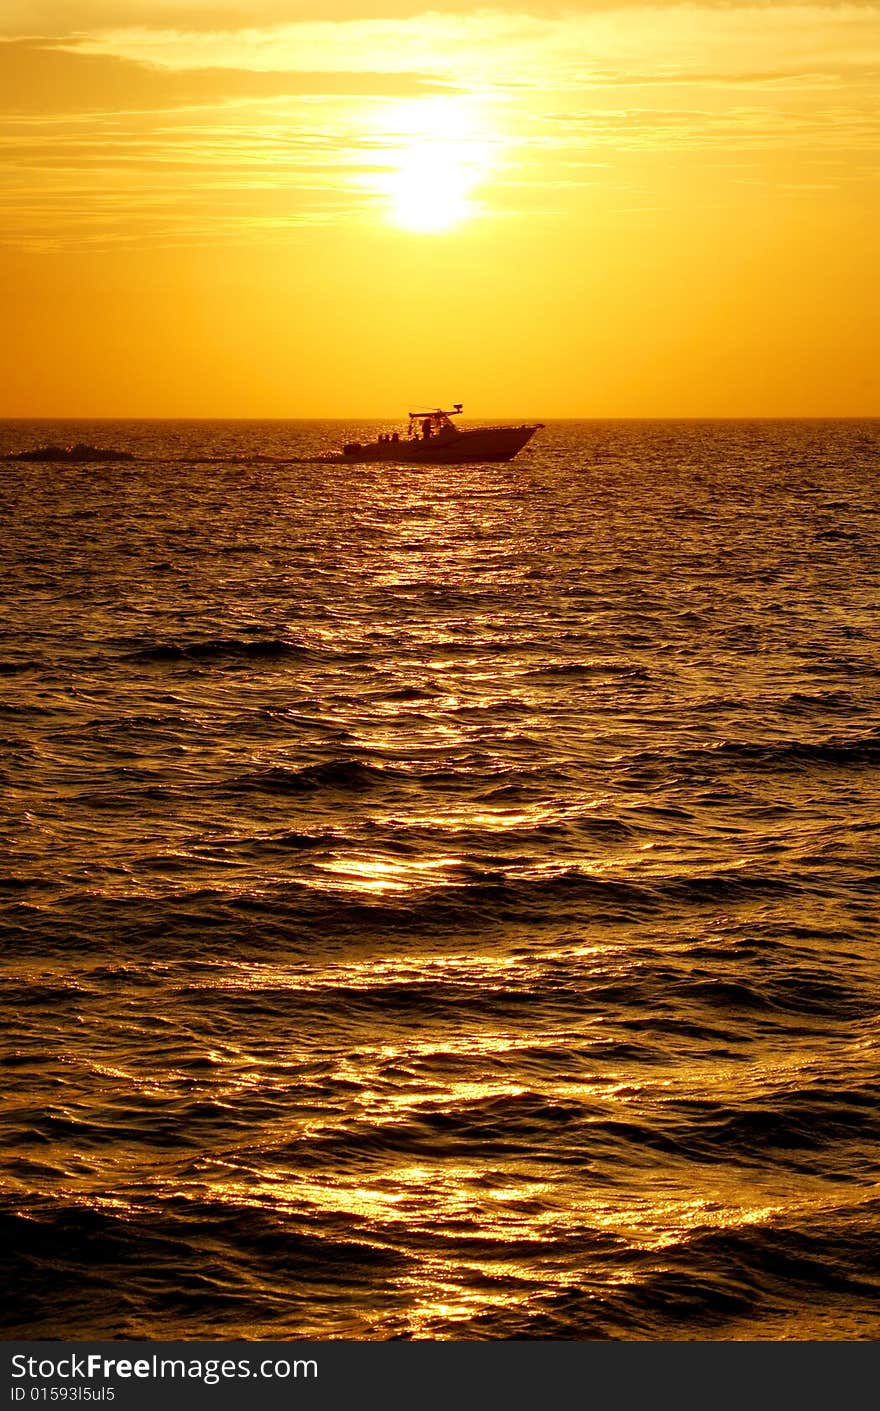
[391,432,399,443]
[422,417,432,440]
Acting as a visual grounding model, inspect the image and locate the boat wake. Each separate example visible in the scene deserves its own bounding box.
[3,446,337,467]
[4,444,136,463]
[172,453,354,465]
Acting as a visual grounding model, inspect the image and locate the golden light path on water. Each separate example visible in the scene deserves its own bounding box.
[73,1057,867,1341]
[12,931,873,1335]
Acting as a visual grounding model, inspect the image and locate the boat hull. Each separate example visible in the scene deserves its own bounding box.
[342,425,541,464]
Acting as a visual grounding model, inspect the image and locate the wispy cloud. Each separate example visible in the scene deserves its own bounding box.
[0,39,447,113]
[51,5,880,80]
[0,0,536,38]
[4,0,880,35]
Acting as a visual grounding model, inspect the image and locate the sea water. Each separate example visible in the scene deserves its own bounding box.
[1,418,878,1339]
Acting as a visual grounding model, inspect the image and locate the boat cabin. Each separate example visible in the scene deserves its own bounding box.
[408,405,463,441]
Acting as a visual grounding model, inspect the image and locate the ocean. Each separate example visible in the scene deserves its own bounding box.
[1,417,878,1340]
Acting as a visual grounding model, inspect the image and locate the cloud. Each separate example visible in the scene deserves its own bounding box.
[3,0,880,37]
[0,0,591,40]
[48,6,880,89]
[555,66,877,92]
[0,38,446,114]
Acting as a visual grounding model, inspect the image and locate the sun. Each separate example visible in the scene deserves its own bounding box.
[389,145,475,232]
[377,97,494,234]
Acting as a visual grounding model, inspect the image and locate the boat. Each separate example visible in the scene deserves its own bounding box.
[340,405,542,463]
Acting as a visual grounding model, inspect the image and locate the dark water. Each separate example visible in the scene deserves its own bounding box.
[2,418,879,1341]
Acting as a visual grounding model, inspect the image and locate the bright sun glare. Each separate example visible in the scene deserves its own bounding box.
[390,147,474,232]
[379,97,493,233]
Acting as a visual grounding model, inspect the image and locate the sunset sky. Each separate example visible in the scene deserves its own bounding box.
[2,1,878,417]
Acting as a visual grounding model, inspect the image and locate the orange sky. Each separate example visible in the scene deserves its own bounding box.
[2,1,878,417]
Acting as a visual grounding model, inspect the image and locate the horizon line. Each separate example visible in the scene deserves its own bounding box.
[2,414,879,424]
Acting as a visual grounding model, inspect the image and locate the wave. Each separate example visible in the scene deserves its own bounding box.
[229,758,393,795]
[0,1197,409,1338]
[620,730,880,777]
[0,858,854,960]
[712,732,880,768]
[4,1181,878,1339]
[126,636,310,666]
